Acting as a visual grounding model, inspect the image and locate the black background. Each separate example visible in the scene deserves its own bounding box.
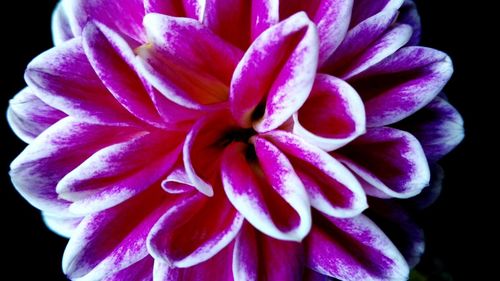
[0,1,495,280]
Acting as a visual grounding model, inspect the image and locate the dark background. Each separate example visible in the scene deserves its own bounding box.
[0,1,494,280]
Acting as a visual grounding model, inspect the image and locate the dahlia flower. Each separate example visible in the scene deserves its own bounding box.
[7,0,463,280]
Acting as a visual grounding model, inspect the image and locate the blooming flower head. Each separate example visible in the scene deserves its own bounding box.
[8,0,464,280]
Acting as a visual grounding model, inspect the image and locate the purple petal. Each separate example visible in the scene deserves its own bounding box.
[145,0,204,19]
[396,96,464,162]
[293,74,365,151]
[9,118,141,213]
[337,127,430,198]
[42,212,83,238]
[57,130,183,215]
[398,0,421,46]
[51,1,78,45]
[349,47,453,127]
[350,0,404,27]
[7,87,66,143]
[234,222,304,281]
[306,213,409,281]
[103,256,153,281]
[262,131,367,218]
[25,38,139,126]
[230,12,319,132]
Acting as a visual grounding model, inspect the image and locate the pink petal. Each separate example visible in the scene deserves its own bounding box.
[9,117,141,213]
[221,139,311,241]
[262,131,367,218]
[161,162,197,194]
[7,87,66,143]
[137,14,243,109]
[293,74,365,151]
[204,0,279,49]
[349,47,453,127]
[280,0,354,65]
[25,38,139,126]
[57,130,183,215]
[154,243,235,281]
[145,0,204,20]
[337,127,430,199]
[63,186,182,280]
[230,12,319,132]
[306,213,409,281]
[234,222,304,281]
[103,256,153,281]
[82,22,165,127]
[147,192,243,267]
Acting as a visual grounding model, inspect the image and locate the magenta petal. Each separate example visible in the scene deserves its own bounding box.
[161,162,197,194]
[51,1,78,45]
[293,74,365,151]
[25,38,139,126]
[147,193,243,267]
[234,222,304,281]
[230,12,319,132]
[57,130,183,215]
[9,118,140,213]
[62,186,179,280]
[103,256,153,281]
[350,0,404,27]
[303,269,331,281]
[337,127,430,199]
[350,46,453,127]
[154,243,235,281]
[145,0,204,19]
[306,213,409,281]
[262,131,367,218]
[221,140,311,242]
[7,87,66,143]
[82,22,165,127]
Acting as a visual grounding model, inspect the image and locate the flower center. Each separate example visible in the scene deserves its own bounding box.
[219,128,256,147]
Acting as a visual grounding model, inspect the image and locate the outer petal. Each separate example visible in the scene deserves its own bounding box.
[337,127,430,199]
[222,139,311,242]
[230,12,319,132]
[204,0,279,48]
[145,0,205,20]
[349,47,454,127]
[396,96,464,162]
[398,0,421,46]
[9,117,141,213]
[42,213,83,239]
[293,74,365,151]
[7,87,66,143]
[83,22,165,127]
[57,130,183,215]
[233,222,304,281]
[25,38,139,126]
[103,256,153,281]
[350,0,404,27]
[137,14,242,109]
[62,186,181,280]
[306,213,409,281]
[280,0,353,65]
[153,243,234,281]
[262,131,367,218]
[147,192,243,267]
[52,1,78,45]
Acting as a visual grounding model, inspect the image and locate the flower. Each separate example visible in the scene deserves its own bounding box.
[7,0,464,280]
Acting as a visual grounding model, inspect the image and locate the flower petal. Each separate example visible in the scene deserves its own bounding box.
[7,87,66,143]
[145,0,205,20]
[63,186,181,280]
[262,131,367,218]
[204,0,279,48]
[395,96,464,162]
[25,38,139,126]
[306,213,409,281]
[147,192,243,267]
[293,74,365,151]
[230,12,319,132]
[337,127,430,198]
[221,139,311,241]
[153,243,234,281]
[350,0,404,27]
[280,0,354,65]
[57,130,183,215]
[9,117,141,213]
[161,162,197,194]
[51,0,78,45]
[103,256,153,281]
[349,47,453,127]
[398,0,421,46]
[233,222,304,281]
[82,22,165,127]
[42,212,83,238]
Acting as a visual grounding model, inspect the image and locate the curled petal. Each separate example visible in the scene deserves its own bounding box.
[337,127,430,198]
[306,213,409,281]
[147,193,243,267]
[52,0,78,45]
[161,162,197,194]
[230,12,319,132]
[293,74,365,151]
[262,131,367,218]
[350,47,454,127]
[221,139,311,241]
[7,87,66,143]
[145,0,205,20]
